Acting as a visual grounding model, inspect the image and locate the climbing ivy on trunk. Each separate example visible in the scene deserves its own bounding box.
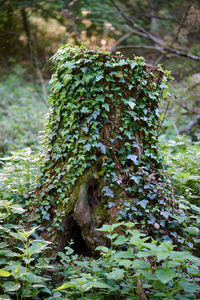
[34,44,186,250]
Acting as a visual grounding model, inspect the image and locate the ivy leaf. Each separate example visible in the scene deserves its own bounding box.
[97,142,107,154]
[160,211,170,219]
[96,95,105,102]
[84,144,91,151]
[126,98,136,110]
[102,103,110,112]
[130,61,137,69]
[127,154,138,164]
[118,59,127,66]
[138,200,149,209]
[102,186,114,198]
[108,201,115,208]
[63,74,72,85]
[130,175,141,184]
[82,126,89,134]
[92,110,100,119]
[54,82,63,91]
[83,74,93,84]
[95,74,103,82]
[186,227,199,236]
[81,106,90,113]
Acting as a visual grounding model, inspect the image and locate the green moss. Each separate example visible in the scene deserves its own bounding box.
[92,202,108,226]
[64,201,74,213]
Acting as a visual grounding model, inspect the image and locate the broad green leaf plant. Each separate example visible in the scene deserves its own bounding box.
[54,222,200,300]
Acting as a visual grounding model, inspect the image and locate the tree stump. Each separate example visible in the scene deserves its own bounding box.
[34,45,176,255]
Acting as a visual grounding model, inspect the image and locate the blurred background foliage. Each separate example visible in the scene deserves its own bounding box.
[0,0,200,206]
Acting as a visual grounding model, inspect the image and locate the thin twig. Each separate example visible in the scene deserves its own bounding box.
[110,0,200,61]
[111,32,133,51]
[176,101,199,114]
[111,44,164,53]
[171,1,195,45]
[179,114,200,134]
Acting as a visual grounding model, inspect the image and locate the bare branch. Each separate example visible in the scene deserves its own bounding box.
[110,0,200,62]
[111,44,164,53]
[179,114,200,134]
[164,47,200,61]
[172,1,195,45]
[176,101,199,114]
[110,0,160,44]
[111,32,133,50]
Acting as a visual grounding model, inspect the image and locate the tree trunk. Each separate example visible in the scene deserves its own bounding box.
[29,45,178,256]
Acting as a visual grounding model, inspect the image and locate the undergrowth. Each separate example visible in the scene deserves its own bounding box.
[0,199,199,299]
[0,148,199,299]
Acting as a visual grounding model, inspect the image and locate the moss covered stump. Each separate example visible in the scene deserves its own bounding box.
[34,45,177,254]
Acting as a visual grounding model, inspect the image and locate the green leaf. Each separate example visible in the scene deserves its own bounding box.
[9,232,26,242]
[127,100,136,110]
[156,269,176,284]
[97,223,121,233]
[102,186,113,198]
[0,269,11,277]
[55,282,76,290]
[84,281,114,290]
[130,175,141,184]
[96,95,105,102]
[3,282,21,292]
[95,246,109,253]
[28,240,51,255]
[107,233,118,240]
[113,235,129,246]
[102,103,110,112]
[130,61,137,69]
[118,259,132,269]
[127,154,138,164]
[106,268,124,280]
[97,142,107,154]
[186,227,199,236]
[83,74,93,84]
[179,281,198,293]
[131,259,151,269]
[138,200,149,209]
[11,205,25,214]
[114,250,134,259]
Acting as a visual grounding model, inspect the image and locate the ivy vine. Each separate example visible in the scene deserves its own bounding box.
[35,44,186,244]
